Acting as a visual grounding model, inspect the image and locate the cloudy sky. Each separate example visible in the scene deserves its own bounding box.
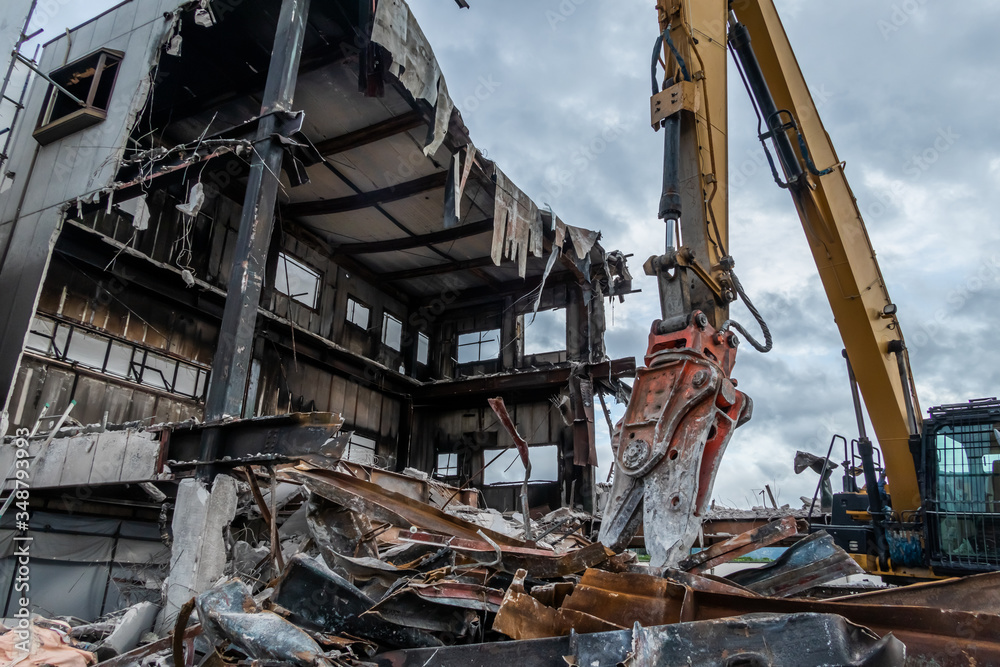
[5,0,1000,509]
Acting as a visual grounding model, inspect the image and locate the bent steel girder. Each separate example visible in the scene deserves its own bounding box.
[599,312,751,567]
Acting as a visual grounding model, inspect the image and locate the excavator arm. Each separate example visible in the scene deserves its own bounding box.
[727,1,921,521]
[601,0,925,571]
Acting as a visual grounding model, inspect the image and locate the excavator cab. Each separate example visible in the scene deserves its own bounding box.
[922,399,1000,575]
[826,399,1000,581]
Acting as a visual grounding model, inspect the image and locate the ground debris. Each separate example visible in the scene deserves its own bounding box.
[56,463,999,666]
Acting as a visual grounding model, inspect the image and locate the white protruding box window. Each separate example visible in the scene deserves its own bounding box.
[382,312,402,351]
[346,297,370,330]
[417,332,430,366]
[275,252,321,309]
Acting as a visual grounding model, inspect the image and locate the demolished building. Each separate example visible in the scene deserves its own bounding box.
[4,1,1000,665]
[0,0,634,626]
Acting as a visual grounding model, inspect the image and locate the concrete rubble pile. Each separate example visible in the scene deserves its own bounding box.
[7,444,1000,666]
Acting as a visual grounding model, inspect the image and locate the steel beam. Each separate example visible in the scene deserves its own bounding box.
[313,110,425,156]
[284,171,449,217]
[381,256,494,282]
[335,219,493,255]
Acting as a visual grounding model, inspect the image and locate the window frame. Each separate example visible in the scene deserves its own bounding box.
[346,296,371,331]
[381,311,403,351]
[274,251,321,310]
[33,48,124,146]
[456,329,501,365]
[435,451,460,479]
[25,314,210,400]
[416,332,430,366]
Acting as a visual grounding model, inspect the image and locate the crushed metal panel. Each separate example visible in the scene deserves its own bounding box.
[373,627,633,667]
[595,567,1000,665]
[725,531,864,598]
[272,553,441,649]
[196,578,332,667]
[398,530,609,577]
[391,613,901,666]
[284,465,527,547]
[678,516,800,574]
[306,495,380,566]
[630,613,905,667]
[562,568,687,628]
[493,569,622,641]
[829,570,1000,615]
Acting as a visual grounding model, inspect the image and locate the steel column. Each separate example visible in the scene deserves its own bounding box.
[203,0,311,423]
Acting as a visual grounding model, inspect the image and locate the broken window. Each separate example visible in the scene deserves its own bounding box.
[417,332,430,366]
[26,316,69,358]
[457,329,500,364]
[275,252,321,309]
[66,329,112,370]
[345,433,377,466]
[33,48,123,146]
[483,445,559,485]
[436,452,459,479]
[25,315,209,400]
[346,297,370,330]
[524,308,566,356]
[104,341,133,379]
[381,312,402,351]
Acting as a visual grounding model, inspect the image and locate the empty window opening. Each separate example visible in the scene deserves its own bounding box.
[483,445,559,485]
[417,332,430,366]
[457,329,500,364]
[346,297,370,330]
[345,433,377,466]
[275,253,320,309]
[436,452,459,479]
[34,49,123,145]
[524,308,566,356]
[382,312,402,351]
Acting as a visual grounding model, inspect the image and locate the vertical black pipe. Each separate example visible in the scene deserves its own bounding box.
[844,350,889,568]
[727,15,802,184]
[888,340,918,436]
[201,0,312,467]
[659,114,682,226]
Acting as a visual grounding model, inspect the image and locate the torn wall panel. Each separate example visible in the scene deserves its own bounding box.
[372,0,455,157]
[0,2,183,410]
[490,165,543,278]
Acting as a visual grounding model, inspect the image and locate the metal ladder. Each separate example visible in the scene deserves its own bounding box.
[0,400,76,518]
